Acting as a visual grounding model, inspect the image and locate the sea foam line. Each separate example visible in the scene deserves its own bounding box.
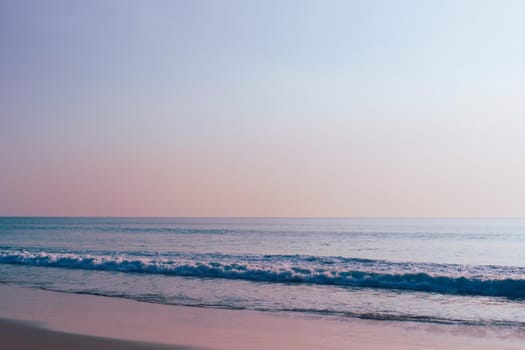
[0,249,524,298]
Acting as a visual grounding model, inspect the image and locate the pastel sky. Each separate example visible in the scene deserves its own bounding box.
[1,0,525,217]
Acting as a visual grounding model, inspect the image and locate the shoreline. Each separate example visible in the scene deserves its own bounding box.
[1,284,523,350]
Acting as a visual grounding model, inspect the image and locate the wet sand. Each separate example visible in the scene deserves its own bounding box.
[0,319,199,350]
[1,285,523,350]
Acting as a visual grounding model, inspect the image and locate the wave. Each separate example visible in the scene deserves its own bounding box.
[1,249,524,299]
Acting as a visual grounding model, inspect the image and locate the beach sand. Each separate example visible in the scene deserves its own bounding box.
[0,284,523,350]
[0,319,196,350]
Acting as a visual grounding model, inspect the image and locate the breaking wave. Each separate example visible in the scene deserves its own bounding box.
[1,249,524,299]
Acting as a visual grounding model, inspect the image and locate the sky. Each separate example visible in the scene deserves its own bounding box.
[1,0,525,217]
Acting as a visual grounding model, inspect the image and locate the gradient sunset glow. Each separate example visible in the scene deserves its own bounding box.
[2,0,525,217]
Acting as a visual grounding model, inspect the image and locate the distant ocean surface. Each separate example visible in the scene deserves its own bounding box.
[1,217,525,328]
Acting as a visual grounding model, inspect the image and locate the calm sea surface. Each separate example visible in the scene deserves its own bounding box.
[1,217,524,328]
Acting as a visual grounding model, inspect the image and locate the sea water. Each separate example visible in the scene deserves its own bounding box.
[1,217,524,328]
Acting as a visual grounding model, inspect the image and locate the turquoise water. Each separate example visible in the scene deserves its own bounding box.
[1,217,524,327]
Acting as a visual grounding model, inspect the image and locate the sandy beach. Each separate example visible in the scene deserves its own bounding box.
[0,319,196,350]
[1,284,523,350]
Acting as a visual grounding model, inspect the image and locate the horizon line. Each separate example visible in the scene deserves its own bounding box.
[1,216,525,220]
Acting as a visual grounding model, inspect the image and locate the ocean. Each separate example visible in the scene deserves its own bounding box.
[1,217,524,328]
